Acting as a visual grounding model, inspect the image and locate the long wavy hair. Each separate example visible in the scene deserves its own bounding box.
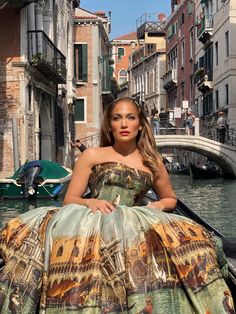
[100,97,160,176]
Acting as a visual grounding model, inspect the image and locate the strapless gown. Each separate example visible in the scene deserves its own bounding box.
[0,162,234,313]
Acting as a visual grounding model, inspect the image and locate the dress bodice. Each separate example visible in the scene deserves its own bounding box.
[88,162,153,206]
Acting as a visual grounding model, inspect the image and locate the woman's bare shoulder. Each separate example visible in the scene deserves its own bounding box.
[79,146,112,164]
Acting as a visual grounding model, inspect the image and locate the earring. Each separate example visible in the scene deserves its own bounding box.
[139,126,142,130]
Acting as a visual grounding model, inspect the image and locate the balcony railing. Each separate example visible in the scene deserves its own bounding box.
[194,67,213,92]
[27,30,66,84]
[131,47,145,65]
[197,14,213,44]
[136,13,165,40]
[163,69,177,90]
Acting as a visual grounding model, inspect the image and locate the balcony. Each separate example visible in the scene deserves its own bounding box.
[197,14,213,45]
[131,47,145,66]
[0,0,38,9]
[194,68,213,93]
[136,13,165,40]
[163,69,177,90]
[27,30,66,84]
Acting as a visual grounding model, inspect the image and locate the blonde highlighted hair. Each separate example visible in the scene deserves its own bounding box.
[99,97,161,177]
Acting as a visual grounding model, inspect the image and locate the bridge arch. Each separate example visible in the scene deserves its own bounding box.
[155,135,236,178]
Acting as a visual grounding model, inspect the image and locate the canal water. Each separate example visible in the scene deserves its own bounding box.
[0,176,235,238]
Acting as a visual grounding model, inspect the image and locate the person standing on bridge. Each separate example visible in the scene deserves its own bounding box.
[217,111,227,143]
[70,139,87,161]
[151,110,160,135]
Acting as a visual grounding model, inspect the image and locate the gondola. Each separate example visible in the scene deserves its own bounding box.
[190,162,223,179]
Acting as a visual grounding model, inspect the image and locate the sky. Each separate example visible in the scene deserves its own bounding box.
[80,0,171,40]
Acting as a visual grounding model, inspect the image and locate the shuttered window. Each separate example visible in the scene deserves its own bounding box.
[74,44,88,82]
[74,98,85,122]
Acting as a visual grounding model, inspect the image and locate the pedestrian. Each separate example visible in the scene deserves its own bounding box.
[159,107,168,127]
[71,139,86,152]
[217,111,227,143]
[0,97,234,312]
[185,113,194,135]
[151,110,160,135]
[70,138,87,161]
[142,103,150,124]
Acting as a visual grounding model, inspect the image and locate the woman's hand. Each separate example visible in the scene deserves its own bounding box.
[145,199,176,212]
[85,199,116,214]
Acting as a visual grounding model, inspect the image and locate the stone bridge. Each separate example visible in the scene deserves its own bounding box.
[155,135,236,178]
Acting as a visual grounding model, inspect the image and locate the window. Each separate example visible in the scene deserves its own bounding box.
[215,90,219,110]
[190,29,194,60]
[74,98,86,122]
[225,84,229,105]
[118,47,125,59]
[203,93,213,115]
[26,85,32,111]
[181,82,185,103]
[119,69,128,85]
[181,40,185,67]
[225,31,229,58]
[74,44,88,82]
[215,41,218,66]
[168,46,177,70]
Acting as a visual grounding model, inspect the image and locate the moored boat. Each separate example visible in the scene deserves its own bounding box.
[0,160,72,199]
[190,161,223,179]
[169,163,190,175]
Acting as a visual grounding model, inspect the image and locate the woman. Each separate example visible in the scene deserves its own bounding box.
[0,97,234,313]
[150,110,160,135]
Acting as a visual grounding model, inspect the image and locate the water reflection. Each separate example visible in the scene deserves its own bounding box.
[0,198,63,229]
[171,175,236,238]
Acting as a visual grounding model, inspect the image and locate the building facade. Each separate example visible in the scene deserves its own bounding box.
[194,0,236,128]
[110,31,138,96]
[0,0,75,178]
[130,13,167,115]
[164,0,195,121]
[73,8,116,140]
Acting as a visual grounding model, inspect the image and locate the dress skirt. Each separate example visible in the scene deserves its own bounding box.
[0,204,234,313]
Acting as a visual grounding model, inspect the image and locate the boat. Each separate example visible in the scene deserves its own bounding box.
[169,163,190,175]
[142,190,236,304]
[0,160,72,199]
[190,161,223,179]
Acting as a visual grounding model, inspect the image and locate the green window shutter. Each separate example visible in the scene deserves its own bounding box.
[118,47,125,59]
[74,99,85,121]
[74,44,88,82]
[81,44,88,81]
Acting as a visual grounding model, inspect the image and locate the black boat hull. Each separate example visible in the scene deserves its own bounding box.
[190,163,222,179]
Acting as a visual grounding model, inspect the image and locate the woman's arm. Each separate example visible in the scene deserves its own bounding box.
[63,148,115,214]
[147,157,177,212]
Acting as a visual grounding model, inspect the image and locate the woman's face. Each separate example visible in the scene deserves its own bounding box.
[110,100,141,143]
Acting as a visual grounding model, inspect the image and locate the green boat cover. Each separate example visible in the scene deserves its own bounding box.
[11,160,71,180]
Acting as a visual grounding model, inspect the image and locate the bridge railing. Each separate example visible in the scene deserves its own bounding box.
[78,121,236,147]
[158,127,186,135]
[80,133,100,147]
[199,120,236,146]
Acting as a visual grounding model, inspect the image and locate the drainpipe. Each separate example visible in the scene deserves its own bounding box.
[12,117,20,170]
